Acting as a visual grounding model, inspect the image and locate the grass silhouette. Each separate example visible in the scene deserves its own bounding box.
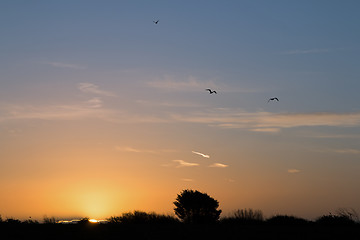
[1,210,360,240]
[1,196,360,240]
[107,210,179,224]
[221,208,264,225]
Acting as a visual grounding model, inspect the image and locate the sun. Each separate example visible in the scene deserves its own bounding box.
[78,191,115,218]
[88,219,99,223]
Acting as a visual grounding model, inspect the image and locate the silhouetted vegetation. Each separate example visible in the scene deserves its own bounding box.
[4,217,22,224]
[107,211,179,224]
[174,189,222,224]
[43,215,57,224]
[336,207,359,222]
[1,194,359,239]
[267,214,310,225]
[316,214,356,225]
[315,208,359,226]
[221,208,264,224]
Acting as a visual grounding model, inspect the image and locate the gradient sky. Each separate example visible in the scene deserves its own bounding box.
[1,0,360,221]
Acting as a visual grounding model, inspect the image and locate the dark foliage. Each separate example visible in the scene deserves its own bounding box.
[23,219,40,224]
[0,214,359,240]
[174,189,222,224]
[43,216,57,224]
[1,200,359,239]
[107,211,179,224]
[4,218,22,224]
[267,215,310,225]
[336,208,359,222]
[221,208,264,225]
[316,214,356,225]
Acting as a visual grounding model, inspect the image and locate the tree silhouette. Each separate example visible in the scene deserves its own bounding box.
[173,189,222,224]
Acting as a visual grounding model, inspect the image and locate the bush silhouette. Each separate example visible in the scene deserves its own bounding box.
[43,216,57,224]
[4,218,22,224]
[267,215,309,225]
[222,208,264,224]
[173,189,222,224]
[107,211,179,224]
[335,208,359,222]
[316,214,356,226]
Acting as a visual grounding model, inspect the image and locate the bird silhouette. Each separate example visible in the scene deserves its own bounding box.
[153,20,159,24]
[206,89,217,94]
[268,97,279,102]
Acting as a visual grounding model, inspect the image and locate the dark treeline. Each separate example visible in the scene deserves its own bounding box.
[1,190,360,239]
[1,210,360,240]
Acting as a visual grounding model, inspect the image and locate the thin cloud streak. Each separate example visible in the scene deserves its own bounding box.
[115,146,156,154]
[171,110,360,130]
[146,75,261,93]
[192,151,210,158]
[0,102,170,124]
[115,146,176,154]
[333,149,360,154]
[0,103,113,122]
[173,160,199,168]
[303,133,360,139]
[250,128,281,133]
[288,169,301,173]
[87,97,103,108]
[78,83,116,97]
[209,163,229,168]
[181,178,194,182]
[3,101,360,130]
[136,99,204,108]
[147,75,218,91]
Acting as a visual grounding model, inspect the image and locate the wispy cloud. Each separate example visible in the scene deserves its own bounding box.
[209,163,229,168]
[146,75,259,93]
[115,146,155,153]
[173,160,199,168]
[181,178,194,182]
[86,97,103,108]
[282,48,330,55]
[136,99,203,108]
[171,109,360,131]
[42,61,87,69]
[192,151,210,158]
[115,146,175,154]
[304,133,360,139]
[333,149,360,154]
[78,83,116,97]
[288,169,301,174]
[250,128,281,133]
[0,103,113,122]
[147,75,218,91]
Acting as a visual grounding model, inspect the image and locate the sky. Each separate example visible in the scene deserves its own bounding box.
[1,0,360,221]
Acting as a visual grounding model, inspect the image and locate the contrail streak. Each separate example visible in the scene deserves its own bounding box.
[173,160,199,168]
[192,151,210,158]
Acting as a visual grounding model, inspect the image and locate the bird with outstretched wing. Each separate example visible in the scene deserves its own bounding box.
[206,89,217,94]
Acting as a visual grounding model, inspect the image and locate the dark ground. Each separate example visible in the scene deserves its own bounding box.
[1,222,360,240]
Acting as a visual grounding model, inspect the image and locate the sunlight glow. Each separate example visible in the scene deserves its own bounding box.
[89,219,99,223]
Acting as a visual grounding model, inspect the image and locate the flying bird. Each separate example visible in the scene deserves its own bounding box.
[153,20,159,24]
[268,97,279,102]
[206,89,217,94]
[192,151,210,158]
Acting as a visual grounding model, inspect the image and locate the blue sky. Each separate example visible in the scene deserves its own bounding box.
[1,0,360,220]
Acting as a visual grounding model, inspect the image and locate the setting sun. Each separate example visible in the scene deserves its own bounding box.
[88,219,99,223]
